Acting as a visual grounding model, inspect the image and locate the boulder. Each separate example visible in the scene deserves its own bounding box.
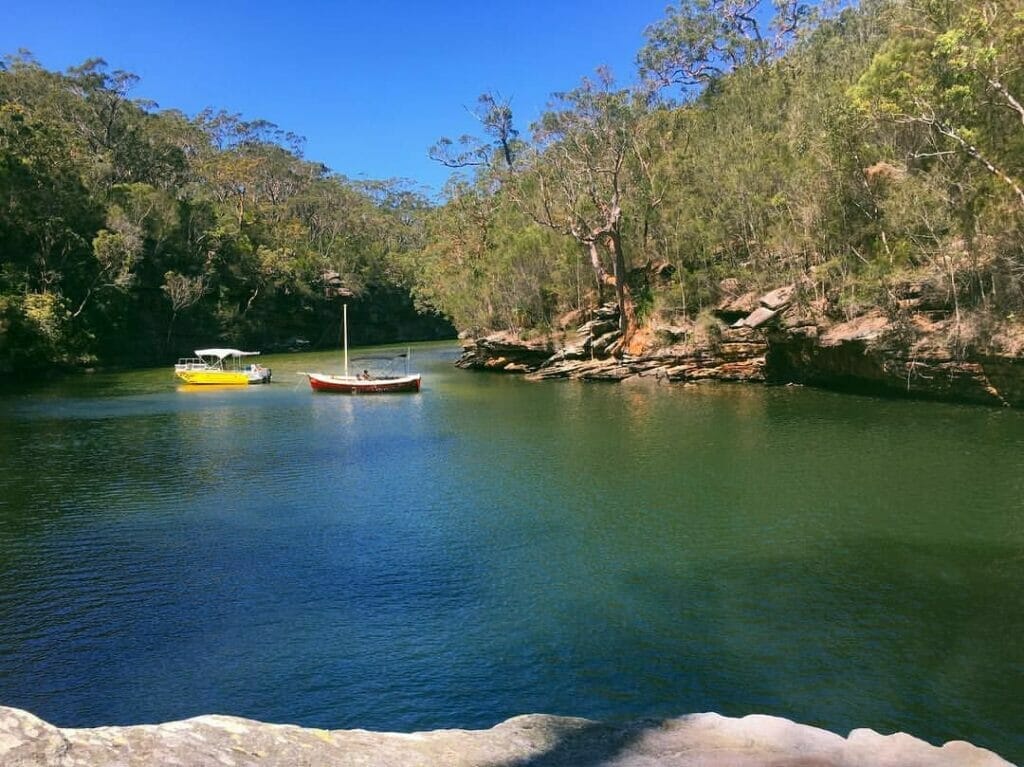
[758,284,796,311]
[591,330,623,355]
[716,290,760,320]
[733,306,778,329]
[577,319,618,339]
[457,332,559,372]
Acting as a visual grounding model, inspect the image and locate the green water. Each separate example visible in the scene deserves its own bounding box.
[0,342,1021,761]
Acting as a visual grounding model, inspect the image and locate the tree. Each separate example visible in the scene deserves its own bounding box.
[428,92,522,171]
[638,0,816,94]
[511,70,656,348]
[162,271,207,343]
[851,0,1024,209]
[0,53,441,372]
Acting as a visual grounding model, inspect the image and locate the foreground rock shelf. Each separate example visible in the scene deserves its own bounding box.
[0,705,1013,766]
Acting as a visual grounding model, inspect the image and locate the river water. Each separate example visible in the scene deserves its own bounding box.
[0,342,1021,761]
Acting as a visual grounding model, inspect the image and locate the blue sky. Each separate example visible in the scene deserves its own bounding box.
[2,1,670,195]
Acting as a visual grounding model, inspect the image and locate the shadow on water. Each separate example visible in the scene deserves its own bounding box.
[476,534,1024,767]
[513,533,1024,765]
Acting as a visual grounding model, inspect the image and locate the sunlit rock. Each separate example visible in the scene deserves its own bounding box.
[456,284,1024,407]
[0,706,1013,767]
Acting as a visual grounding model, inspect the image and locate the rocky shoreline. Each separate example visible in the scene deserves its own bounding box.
[458,281,1024,408]
[0,704,1014,766]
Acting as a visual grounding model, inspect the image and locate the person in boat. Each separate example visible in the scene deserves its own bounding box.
[358,369,372,380]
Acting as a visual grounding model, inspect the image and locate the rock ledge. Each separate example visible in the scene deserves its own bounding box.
[0,705,1013,766]
[458,287,1024,407]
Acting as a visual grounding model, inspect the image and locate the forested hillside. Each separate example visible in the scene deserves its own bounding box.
[3,0,1022,378]
[415,0,1024,359]
[0,54,450,374]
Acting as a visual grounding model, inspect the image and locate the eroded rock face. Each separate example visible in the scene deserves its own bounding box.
[459,305,769,386]
[765,308,1018,406]
[457,289,1024,408]
[456,331,560,372]
[0,705,1013,767]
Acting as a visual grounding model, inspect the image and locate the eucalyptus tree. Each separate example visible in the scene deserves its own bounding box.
[511,70,658,347]
[0,56,103,365]
[0,53,437,371]
[427,69,664,347]
[161,271,207,343]
[426,92,583,335]
[638,0,817,94]
[428,92,522,172]
[355,177,432,281]
[413,178,495,330]
[413,174,579,334]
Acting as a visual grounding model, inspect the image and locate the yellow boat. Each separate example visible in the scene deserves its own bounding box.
[174,348,272,385]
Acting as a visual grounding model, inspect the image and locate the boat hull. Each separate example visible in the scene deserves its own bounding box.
[175,370,270,385]
[307,373,421,394]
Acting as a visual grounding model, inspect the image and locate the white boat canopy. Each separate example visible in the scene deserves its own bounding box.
[194,349,260,359]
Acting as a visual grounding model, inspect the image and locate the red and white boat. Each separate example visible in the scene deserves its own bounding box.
[302,304,422,395]
[306,371,421,394]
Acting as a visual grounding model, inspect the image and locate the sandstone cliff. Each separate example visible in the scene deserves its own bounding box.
[457,280,1024,408]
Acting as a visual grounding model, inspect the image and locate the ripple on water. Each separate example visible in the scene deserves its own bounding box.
[0,350,1022,762]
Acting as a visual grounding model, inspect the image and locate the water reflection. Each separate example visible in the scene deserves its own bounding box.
[0,344,1021,763]
[175,384,266,394]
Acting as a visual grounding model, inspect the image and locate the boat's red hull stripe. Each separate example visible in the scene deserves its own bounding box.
[307,375,421,394]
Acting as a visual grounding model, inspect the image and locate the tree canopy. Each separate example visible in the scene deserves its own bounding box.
[0,52,445,373]
[414,0,1024,353]
[5,0,1024,373]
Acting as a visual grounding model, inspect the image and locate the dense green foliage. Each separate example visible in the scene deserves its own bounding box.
[0,53,444,373]
[414,0,1024,350]
[4,1,1023,373]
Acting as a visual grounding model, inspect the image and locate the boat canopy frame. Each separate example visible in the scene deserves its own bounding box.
[193,349,261,360]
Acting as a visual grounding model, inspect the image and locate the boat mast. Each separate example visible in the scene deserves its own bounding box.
[343,303,349,378]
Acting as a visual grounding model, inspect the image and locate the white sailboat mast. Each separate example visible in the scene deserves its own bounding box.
[343,303,349,378]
